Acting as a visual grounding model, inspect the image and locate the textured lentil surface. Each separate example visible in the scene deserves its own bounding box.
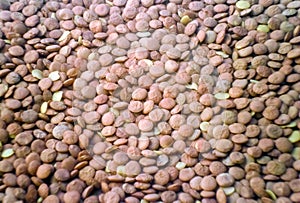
[0,0,300,202]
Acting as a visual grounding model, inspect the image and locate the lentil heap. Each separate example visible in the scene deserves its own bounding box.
[0,0,300,202]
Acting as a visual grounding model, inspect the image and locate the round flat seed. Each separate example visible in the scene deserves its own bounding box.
[257,25,270,33]
[1,148,14,158]
[222,187,235,196]
[214,93,230,100]
[236,1,250,9]
[289,131,300,143]
[52,91,63,101]
[32,69,43,79]
[157,154,169,167]
[48,71,60,81]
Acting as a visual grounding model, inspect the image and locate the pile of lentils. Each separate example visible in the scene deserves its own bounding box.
[1,0,300,202]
